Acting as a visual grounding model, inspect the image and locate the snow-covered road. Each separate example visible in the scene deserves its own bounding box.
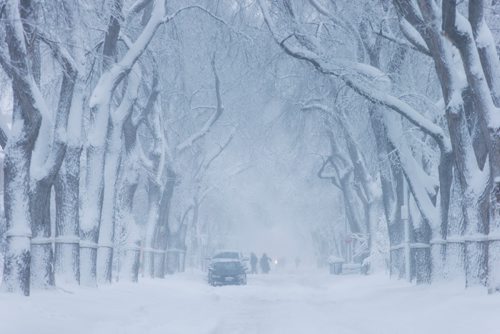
[2,271,500,334]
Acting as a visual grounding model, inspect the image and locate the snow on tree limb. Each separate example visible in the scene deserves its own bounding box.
[442,0,500,130]
[125,0,153,20]
[374,29,430,57]
[384,113,440,227]
[398,19,431,56]
[259,0,451,155]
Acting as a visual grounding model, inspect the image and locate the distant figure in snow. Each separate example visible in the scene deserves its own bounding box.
[260,253,271,274]
[295,257,301,269]
[250,252,258,274]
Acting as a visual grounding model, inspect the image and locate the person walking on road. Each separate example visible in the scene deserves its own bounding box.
[250,252,258,274]
[260,253,271,274]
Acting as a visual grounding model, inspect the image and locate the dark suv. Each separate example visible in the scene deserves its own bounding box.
[208,252,247,286]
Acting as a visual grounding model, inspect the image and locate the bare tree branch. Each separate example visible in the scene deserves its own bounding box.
[317,156,341,188]
[176,56,224,153]
[373,30,431,57]
[199,127,236,176]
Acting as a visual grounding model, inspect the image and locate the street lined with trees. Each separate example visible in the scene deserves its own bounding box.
[1,0,500,297]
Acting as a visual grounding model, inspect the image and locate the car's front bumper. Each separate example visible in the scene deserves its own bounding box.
[210,275,245,285]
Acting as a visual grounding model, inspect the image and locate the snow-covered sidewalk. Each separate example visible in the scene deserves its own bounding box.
[1,271,500,334]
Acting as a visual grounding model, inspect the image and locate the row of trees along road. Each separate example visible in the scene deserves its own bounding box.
[0,0,246,296]
[2,0,500,295]
[259,0,500,291]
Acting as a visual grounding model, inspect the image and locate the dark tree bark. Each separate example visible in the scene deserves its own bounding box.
[54,146,82,285]
[30,72,76,289]
[153,168,177,278]
[1,0,43,295]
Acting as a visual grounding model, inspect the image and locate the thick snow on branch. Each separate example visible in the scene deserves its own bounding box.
[384,113,440,227]
[399,19,431,56]
[89,0,166,111]
[259,0,451,155]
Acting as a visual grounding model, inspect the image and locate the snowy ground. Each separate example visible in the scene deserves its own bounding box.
[1,270,500,334]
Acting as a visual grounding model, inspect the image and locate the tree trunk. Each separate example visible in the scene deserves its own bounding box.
[3,140,33,295]
[153,168,177,278]
[30,71,76,289]
[80,0,165,287]
[54,147,82,285]
[488,133,500,291]
[30,180,55,289]
[115,124,141,282]
[1,0,42,296]
[388,165,406,279]
[166,221,188,274]
[143,180,161,278]
[80,138,105,287]
[408,196,432,284]
[97,121,123,284]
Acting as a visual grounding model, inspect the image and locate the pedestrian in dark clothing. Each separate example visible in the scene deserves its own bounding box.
[250,252,258,274]
[260,253,271,274]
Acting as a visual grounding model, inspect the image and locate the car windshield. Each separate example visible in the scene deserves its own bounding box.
[214,261,241,271]
[213,252,239,259]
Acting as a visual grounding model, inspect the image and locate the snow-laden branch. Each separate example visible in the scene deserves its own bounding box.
[259,0,451,155]
[308,0,365,61]
[163,5,228,27]
[29,32,81,184]
[110,65,141,124]
[89,0,166,111]
[442,0,500,130]
[140,95,168,189]
[468,0,500,106]
[384,113,440,227]
[398,19,431,56]
[326,128,365,234]
[176,57,224,153]
[125,0,152,21]
[336,111,383,204]
[1,0,45,127]
[31,71,76,184]
[374,29,430,57]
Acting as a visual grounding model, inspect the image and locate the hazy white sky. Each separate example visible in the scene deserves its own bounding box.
[201,99,342,264]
